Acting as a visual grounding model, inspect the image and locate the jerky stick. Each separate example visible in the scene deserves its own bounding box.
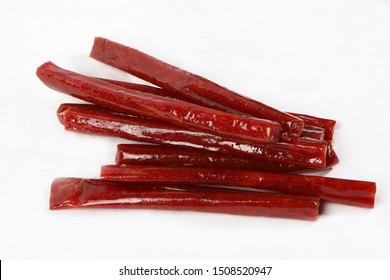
[57,103,327,168]
[101,165,376,208]
[50,178,320,220]
[37,62,282,144]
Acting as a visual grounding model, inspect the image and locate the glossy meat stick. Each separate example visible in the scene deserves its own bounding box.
[90,37,304,134]
[99,78,244,115]
[116,144,307,173]
[102,78,336,137]
[57,104,327,168]
[50,178,320,220]
[37,62,282,144]
[101,166,376,208]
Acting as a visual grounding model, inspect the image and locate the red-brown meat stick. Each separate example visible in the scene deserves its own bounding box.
[36,62,282,144]
[90,37,304,134]
[57,104,327,168]
[100,78,244,115]
[100,165,376,208]
[101,78,337,136]
[116,144,307,173]
[50,178,320,220]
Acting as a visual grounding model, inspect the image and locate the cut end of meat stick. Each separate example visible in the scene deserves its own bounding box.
[50,177,83,209]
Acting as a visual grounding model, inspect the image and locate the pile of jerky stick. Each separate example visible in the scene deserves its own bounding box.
[36,37,376,220]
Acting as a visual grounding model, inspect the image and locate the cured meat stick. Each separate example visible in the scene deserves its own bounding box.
[57,104,327,168]
[90,37,304,134]
[116,144,307,173]
[102,78,330,141]
[50,178,320,220]
[100,165,376,208]
[36,62,282,144]
[100,78,244,115]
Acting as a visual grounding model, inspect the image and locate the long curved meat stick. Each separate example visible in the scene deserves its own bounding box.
[101,78,331,141]
[57,103,327,168]
[90,37,304,134]
[99,78,244,115]
[116,144,308,173]
[50,177,320,220]
[100,165,376,208]
[36,62,282,144]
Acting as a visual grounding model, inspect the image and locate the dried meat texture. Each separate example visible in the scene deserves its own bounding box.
[57,104,328,168]
[36,61,282,144]
[100,165,376,208]
[50,177,320,220]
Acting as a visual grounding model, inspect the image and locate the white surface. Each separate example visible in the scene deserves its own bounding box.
[0,0,389,259]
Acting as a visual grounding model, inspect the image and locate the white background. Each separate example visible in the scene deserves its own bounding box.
[0,0,389,259]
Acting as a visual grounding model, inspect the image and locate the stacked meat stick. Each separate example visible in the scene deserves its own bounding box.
[37,37,376,221]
